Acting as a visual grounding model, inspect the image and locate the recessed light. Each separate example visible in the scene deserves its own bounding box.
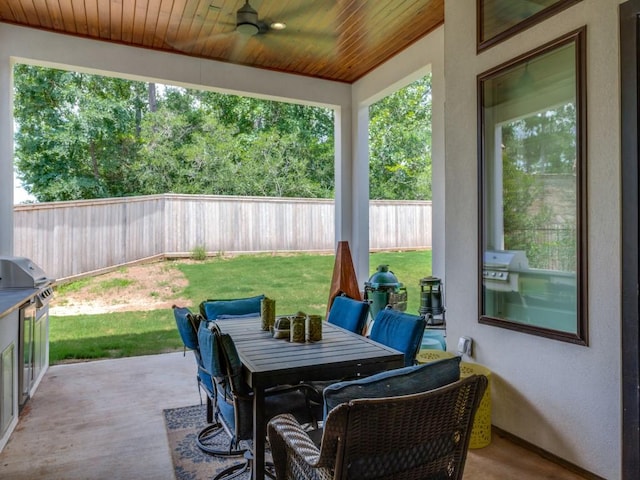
[270,22,286,31]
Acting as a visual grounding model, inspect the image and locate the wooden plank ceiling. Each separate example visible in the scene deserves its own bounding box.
[0,0,444,83]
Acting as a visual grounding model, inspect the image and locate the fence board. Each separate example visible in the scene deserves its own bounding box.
[14,194,432,280]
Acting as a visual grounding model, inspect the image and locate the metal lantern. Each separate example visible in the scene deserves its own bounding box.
[364,265,408,321]
[419,276,445,326]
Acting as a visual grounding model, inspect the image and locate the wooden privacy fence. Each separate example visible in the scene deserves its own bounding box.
[13,194,432,280]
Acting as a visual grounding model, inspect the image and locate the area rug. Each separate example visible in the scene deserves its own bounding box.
[164,404,252,480]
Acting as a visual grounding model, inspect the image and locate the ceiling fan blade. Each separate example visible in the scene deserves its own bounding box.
[251,0,336,35]
[273,28,336,42]
[257,33,336,62]
[262,0,337,25]
[227,33,254,63]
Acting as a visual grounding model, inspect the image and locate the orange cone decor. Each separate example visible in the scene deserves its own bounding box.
[326,241,362,317]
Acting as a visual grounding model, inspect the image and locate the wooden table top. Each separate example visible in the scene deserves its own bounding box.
[215,316,405,389]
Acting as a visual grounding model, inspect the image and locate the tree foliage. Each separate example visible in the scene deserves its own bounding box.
[14,64,146,201]
[500,103,576,270]
[13,64,432,202]
[369,75,432,200]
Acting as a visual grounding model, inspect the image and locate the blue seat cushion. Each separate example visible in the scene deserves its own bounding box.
[199,294,265,320]
[369,309,426,367]
[198,368,214,394]
[173,306,199,350]
[327,296,369,334]
[323,356,461,416]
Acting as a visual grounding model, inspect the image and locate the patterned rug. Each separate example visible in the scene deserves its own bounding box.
[163,404,252,480]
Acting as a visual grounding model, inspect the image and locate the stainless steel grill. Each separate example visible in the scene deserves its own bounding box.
[482,250,529,292]
[0,256,54,408]
[0,256,54,307]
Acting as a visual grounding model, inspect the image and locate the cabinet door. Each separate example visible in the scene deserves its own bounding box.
[33,316,45,384]
[1,344,15,436]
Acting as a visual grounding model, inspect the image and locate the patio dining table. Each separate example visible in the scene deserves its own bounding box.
[214,315,405,480]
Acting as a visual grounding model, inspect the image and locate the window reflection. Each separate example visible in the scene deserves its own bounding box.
[478,0,582,51]
[478,29,587,343]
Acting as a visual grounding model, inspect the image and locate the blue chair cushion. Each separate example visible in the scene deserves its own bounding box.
[369,309,426,367]
[327,295,369,334]
[199,294,265,320]
[173,306,199,350]
[197,321,227,379]
[323,356,461,416]
[198,367,214,393]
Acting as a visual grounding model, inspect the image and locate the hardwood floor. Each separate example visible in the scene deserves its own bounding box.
[0,352,588,479]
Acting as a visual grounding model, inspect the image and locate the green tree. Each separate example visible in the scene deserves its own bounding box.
[14,66,436,203]
[14,64,147,201]
[134,87,334,197]
[368,75,432,200]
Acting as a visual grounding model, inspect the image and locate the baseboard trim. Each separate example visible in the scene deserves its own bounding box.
[492,427,605,480]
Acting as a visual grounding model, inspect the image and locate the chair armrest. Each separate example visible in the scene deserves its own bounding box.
[268,414,338,480]
[268,414,322,464]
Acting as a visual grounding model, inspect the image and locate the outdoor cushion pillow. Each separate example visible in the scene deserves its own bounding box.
[369,309,426,367]
[326,295,369,334]
[199,294,265,320]
[173,306,198,350]
[322,356,461,416]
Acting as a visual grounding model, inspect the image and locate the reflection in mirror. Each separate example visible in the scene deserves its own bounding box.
[477,0,582,51]
[478,28,587,344]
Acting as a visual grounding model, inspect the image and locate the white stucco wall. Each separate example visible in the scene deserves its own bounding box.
[0,41,14,255]
[444,1,622,478]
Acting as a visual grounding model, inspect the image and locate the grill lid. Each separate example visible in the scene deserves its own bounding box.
[0,256,52,289]
[483,250,529,272]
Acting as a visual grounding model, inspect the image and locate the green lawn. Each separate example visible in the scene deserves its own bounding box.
[49,250,432,364]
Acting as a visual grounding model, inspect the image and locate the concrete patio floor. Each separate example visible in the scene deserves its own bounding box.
[0,352,588,479]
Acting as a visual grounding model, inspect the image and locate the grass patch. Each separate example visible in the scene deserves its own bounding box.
[49,250,432,364]
[94,278,135,291]
[56,277,92,295]
[50,310,182,363]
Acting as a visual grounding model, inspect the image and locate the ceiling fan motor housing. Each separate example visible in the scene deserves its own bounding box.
[237,1,260,35]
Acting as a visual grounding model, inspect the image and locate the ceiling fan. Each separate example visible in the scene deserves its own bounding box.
[166,1,337,63]
[235,0,284,36]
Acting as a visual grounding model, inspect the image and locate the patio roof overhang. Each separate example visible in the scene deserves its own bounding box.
[0,0,445,84]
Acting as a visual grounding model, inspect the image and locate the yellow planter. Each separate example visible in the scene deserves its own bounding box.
[460,362,492,449]
[416,352,492,449]
[416,349,455,363]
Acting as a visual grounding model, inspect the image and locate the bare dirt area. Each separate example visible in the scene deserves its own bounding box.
[49,261,191,316]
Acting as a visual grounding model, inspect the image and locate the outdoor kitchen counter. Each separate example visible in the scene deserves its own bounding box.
[0,288,39,318]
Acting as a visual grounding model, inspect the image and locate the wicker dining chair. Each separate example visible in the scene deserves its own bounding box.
[267,374,488,480]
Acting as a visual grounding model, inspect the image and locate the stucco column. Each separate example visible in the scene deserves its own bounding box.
[334,100,369,289]
[430,38,445,279]
[334,104,352,245]
[351,104,370,286]
[0,50,13,255]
